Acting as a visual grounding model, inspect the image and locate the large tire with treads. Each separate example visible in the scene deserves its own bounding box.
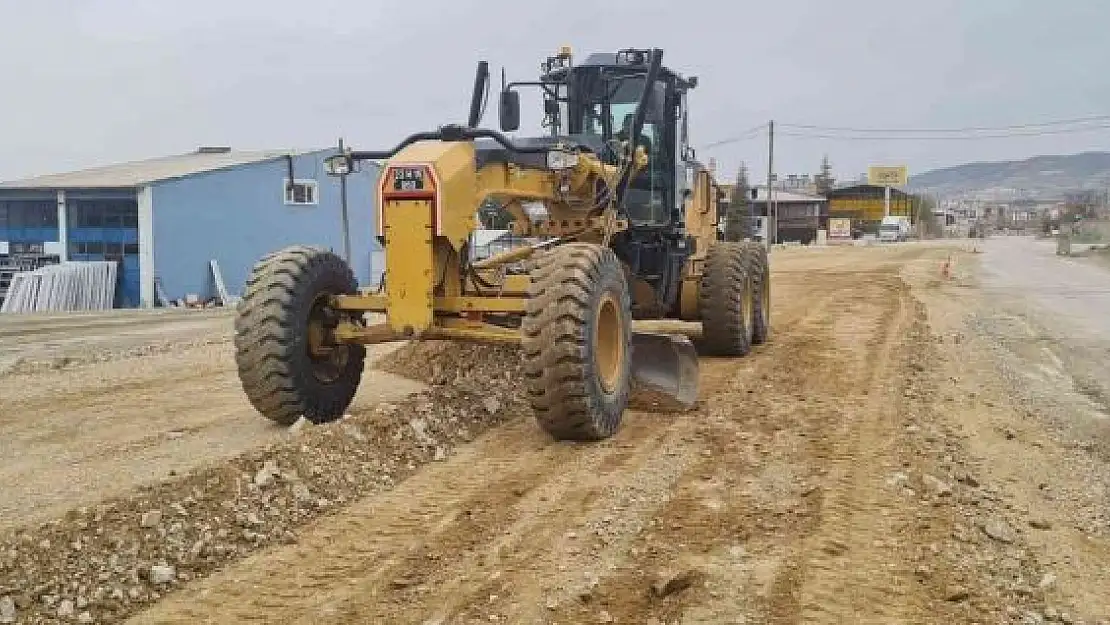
[522,243,632,441]
[698,241,755,356]
[233,245,366,426]
[740,240,771,345]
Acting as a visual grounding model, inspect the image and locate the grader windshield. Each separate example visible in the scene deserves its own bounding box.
[570,73,674,225]
[563,68,674,226]
[500,49,683,227]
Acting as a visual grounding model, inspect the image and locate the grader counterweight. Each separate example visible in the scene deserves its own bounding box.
[233,46,770,441]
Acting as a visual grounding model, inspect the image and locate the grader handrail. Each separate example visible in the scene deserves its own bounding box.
[346,126,553,163]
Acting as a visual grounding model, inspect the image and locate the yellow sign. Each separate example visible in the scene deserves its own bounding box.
[868,165,908,187]
[828,217,852,239]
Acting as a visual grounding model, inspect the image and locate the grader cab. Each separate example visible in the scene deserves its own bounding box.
[233,46,770,441]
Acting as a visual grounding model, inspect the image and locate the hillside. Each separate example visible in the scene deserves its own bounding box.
[907,151,1110,199]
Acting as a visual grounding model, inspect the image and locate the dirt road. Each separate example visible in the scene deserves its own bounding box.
[126,243,1040,624]
[923,236,1110,621]
[4,241,1109,624]
[0,310,425,531]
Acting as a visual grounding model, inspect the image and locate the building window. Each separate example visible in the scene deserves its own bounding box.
[284,179,318,206]
[69,199,137,229]
[10,242,45,254]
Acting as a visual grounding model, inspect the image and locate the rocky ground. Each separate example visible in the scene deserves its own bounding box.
[0,341,525,624]
[0,241,1108,624]
[0,311,424,532]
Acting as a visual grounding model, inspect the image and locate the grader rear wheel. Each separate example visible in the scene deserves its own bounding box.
[740,241,771,345]
[698,241,755,357]
[233,246,366,426]
[522,243,632,441]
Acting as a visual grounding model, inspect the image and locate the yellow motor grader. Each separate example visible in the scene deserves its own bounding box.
[233,47,770,440]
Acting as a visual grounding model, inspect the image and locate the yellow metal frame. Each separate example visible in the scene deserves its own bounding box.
[333,294,528,314]
[325,133,722,347]
[333,317,521,345]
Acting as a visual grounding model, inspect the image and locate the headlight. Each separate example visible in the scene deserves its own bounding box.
[546,150,579,170]
[324,154,352,176]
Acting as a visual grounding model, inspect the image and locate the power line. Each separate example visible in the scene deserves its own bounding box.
[777,114,1110,134]
[776,123,1110,141]
[701,124,767,149]
[699,113,1110,170]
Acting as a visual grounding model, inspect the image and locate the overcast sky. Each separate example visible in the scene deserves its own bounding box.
[1,0,1108,183]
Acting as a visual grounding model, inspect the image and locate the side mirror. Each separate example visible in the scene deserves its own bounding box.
[499,90,520,132]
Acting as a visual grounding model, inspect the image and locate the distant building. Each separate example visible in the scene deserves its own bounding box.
[0,147,382,308]
[773,173,818,195]
[748,186,828,244]
[827,184,915,234]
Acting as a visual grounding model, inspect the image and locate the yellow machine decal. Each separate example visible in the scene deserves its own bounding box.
[377,162,442,236]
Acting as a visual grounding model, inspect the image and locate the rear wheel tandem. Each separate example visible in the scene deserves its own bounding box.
[522,243,633,441]
[740,241,771,345]
[698,241,756,356]
[233,246,366,426]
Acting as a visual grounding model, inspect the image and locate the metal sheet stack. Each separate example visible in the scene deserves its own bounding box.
[0,262,118,314]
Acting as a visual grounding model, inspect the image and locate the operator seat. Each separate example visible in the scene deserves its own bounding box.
[617,114,664,224]
[616,113,652,155]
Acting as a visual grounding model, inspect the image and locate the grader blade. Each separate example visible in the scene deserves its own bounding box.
[629,332,700,408]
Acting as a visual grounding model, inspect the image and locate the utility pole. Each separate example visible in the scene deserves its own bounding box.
[765,119,775,247]
[338,137,352,264]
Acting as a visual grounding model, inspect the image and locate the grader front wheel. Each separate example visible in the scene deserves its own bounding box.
[233,246,366,426]
[522,243,633,441]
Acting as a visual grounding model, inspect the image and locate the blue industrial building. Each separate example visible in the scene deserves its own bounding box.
[0,147,382,308]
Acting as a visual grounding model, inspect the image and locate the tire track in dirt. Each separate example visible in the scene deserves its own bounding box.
[125,248,961,625]
[558,273,920,624]
[0,310,228,340]
[125,416,672,624]
[124,271,825,625]
[787,278,931,623]
[558,301,842,624]
[3,363,230,418]
[548,271,943,624]
[385,283,846,625]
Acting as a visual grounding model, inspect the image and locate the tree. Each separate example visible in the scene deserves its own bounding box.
[815,155,835,196]
[725,163,752,241]
[912,194,941,238]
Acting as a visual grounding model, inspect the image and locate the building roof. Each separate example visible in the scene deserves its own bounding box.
[748,186,826,204]
[0,148,303,190]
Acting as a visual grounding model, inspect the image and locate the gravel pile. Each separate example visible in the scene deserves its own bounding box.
[0,341,527,624]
